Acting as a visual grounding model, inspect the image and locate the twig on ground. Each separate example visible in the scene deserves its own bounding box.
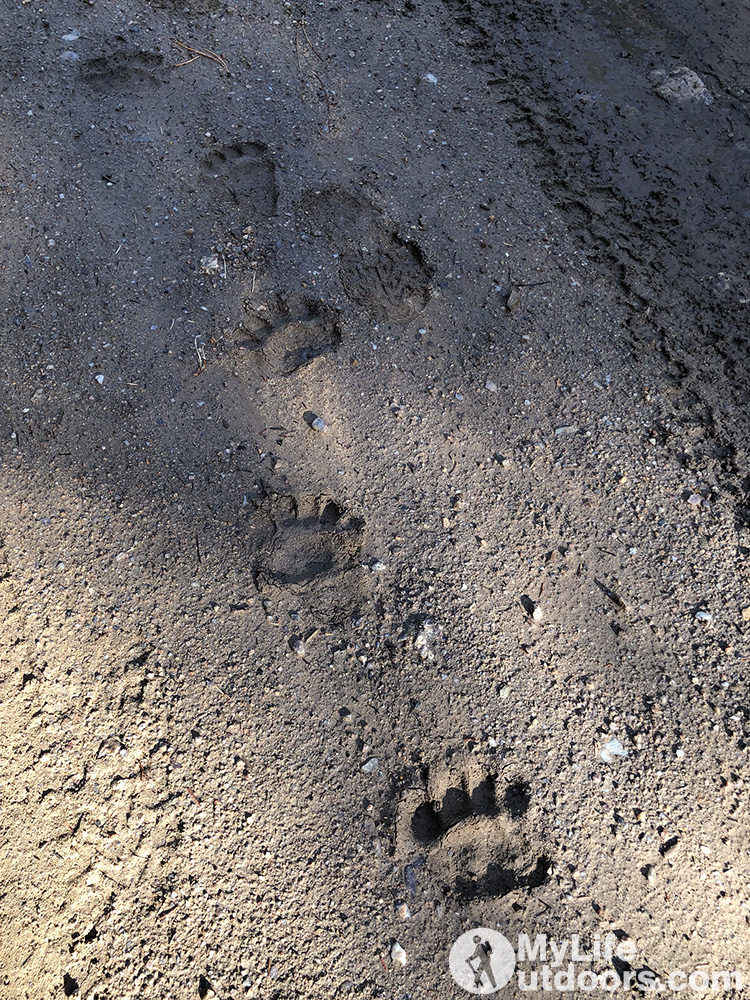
[312,70,332,130]
[194,336,207,375]
[295,18,333,131]
[171,37,229,73]
[301,19,324,62]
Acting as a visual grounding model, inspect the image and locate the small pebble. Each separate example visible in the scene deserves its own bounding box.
[554,425,578,436]
[687,493,702,506]
[498,686,510,700]
[662,839,680,859]
[423,73,438,84]
[600,737,628,762]
[485,380,497,392]
[532,606,544,622]
[391,942,407,966]
[396,903,411,921]
[311,416,329,433]
[361,757,378,773]
[653,66,712,105]
[742,607,750,623]
[95,374,104,384]
[200,254,222,274]
[371,560,386,572]
[290,638,305,657]
[694,610,712,623]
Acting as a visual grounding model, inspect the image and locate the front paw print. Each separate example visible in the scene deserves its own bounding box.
[396,766,551,901]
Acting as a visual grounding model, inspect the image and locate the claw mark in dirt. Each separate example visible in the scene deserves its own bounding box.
[256,495,369,621]
[396,765,550,901]
[233,292,343,375]
[81,41,164,92]
[297,187,432,320]
[200,142,278,222]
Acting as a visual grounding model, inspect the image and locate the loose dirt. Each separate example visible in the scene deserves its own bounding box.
[1,0,748,998]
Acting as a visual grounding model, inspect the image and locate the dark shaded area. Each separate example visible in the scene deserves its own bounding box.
[453,853,552,901]
[412,775,500,843]
[411,802,442,844]
[63,973,79,997]
[503,779,531,818]
[470,775,499,816]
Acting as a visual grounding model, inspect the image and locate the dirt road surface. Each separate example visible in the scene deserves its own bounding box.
[1,0,748,997]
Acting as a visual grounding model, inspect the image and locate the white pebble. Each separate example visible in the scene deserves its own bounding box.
[391,942,407,966]
[199,254,221,274]
[600,737,628,762]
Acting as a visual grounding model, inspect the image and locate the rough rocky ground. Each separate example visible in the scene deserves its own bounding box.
[0,0,748,998]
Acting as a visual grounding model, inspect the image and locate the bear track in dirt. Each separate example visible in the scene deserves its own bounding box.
[396,765,551,902]
[255,495,369,624]
[297,187,432,321]
[81,40,164,93]
[199,141,278,224]
[232,292,343,376]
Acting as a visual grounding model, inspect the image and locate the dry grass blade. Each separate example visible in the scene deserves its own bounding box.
[301,19,323,62]
[171,37,229,73]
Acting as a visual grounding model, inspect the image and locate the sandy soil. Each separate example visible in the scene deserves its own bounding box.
[1,0,749,997]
